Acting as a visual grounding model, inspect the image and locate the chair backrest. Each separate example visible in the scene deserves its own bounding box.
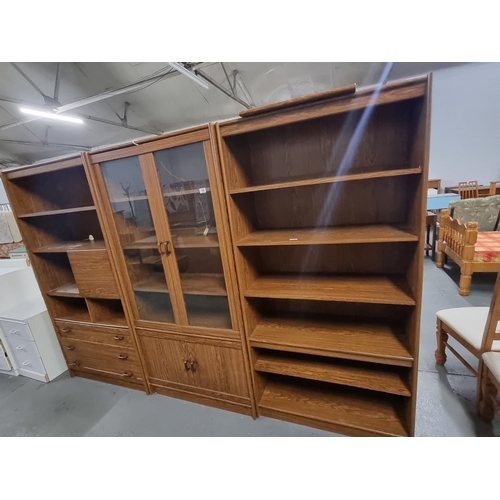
[448,195,500,231]
[490,181,500,196]
[481,271,500,352]
[428,179,442,193]
[458,180,479,199]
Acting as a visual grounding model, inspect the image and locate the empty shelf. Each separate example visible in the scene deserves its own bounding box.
[250,317,413,367]
[47,283,81,298]
[34,240,106,253]
[181,273,227,296]
[259,378,408,437]
[237,225,418,246]
[18,206,96,218]
[245,274,416,305]
[254,351,411,396]
[122,233,219,250]
[229,167,422,195]
[133,274,169,293]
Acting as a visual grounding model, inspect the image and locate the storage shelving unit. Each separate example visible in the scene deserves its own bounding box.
[1,158,148,390]
[217,76,430,436]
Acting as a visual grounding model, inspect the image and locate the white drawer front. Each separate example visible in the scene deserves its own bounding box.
[1,320,34,342]
[11,349,44,374]
[7,337,40,362]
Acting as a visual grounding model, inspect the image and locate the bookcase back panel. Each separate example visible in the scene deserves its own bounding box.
[9,166,94,215]
[235,175,417,231]
[224,99,422,190]
[242,242,416,275]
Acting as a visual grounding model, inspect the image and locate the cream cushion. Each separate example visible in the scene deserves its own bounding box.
[482,352,500,383]
[436,307,500,351]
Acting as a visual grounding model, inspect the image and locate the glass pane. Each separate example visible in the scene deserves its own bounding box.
[154,143,233,330]
[100,156,174,323]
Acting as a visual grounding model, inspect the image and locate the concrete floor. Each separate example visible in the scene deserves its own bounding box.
[1,258,499,437]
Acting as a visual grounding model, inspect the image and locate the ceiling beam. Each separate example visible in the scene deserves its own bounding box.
[0,138,90,151]
[11,63,46,98]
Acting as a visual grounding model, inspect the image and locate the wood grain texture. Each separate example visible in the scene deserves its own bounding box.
[68,249,120,299]
[250,317,413,366]
[254,351,411,396]
[239,84,357,118]
[259,377,408,437]
[245,274,416,305]
[56,321,132,347]
[220,77,426,137]
[17,206,96,219]
[2,156,81,178]
[140,335,249,398]
[237,225,418,246]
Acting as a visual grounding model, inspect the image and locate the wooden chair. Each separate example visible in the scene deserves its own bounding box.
[436,208,500,295]
[489,181,500,196]
[428,178,442,194]
[458,180,479,199]
[436,270,500,376]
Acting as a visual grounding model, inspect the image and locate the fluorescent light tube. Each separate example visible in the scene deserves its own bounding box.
[167,62,209,89]
[20,107,84,124]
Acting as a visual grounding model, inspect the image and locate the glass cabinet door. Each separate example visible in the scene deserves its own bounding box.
[153,143,233,330]
[100,156,175,323]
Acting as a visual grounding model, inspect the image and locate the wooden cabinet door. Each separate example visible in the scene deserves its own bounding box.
[140,335,248,398]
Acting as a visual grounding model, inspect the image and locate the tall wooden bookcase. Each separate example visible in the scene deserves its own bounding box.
[1,157,149,390]
[1,75,430,436]
[216,76,431,436]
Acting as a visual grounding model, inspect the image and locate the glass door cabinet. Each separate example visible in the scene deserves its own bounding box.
[98,137,234,331]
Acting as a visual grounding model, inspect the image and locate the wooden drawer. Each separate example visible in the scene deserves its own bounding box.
[140,335,249,398]
[55,321,133,348]
[61,338,141,382]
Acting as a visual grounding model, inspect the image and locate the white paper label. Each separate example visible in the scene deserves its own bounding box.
[199,187,207,194]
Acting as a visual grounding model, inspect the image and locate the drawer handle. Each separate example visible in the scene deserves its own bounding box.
[118,354,128,360]
[15,345,27,351]
[66,346,75,351]
[190,359,197,372]
[69,361,81,367]
[22,361,32,367]
[9,329,20,335]
[62,328,71,333]
[114,336,125,341]
[122,372,133,378]
[183,359,190,371]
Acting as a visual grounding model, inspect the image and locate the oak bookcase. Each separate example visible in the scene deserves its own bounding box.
[216,75,431,436]
[1,75,430,436]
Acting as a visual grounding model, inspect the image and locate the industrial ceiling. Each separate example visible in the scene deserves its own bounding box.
[0,62,466,168]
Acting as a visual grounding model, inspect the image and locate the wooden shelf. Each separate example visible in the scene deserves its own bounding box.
[254,351,411,396]
[181,273,227,296]
[237,225,418,247]
[34,240,106,253]
[259,378,408,437]
[229,167,422,195]
[18,206,96,219]
[123,233,219,250]
[245,274,415,306]
[133,273,169,293]
[250,317,413,367]
[188,309,233,329]
[47,283,81,298]
[133,273,227,296]
[112,187,211,204]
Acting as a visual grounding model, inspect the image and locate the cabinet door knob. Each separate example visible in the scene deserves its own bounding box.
[69,361,81,367]
[118,354,128,360]
[22,361,32,366]
[122,372,133,378]
[183,359,190,371]
[62,328,71,333]
[9,329,20,335]
[165,241,171,255]
[190,359,197,372]
[66,346,75,351]
[15,345,26,351]
[114,336,125,341]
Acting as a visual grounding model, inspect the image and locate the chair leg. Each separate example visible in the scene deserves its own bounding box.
[435,320,448,365]
[478,365,497,422]
[459,271,472,296]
